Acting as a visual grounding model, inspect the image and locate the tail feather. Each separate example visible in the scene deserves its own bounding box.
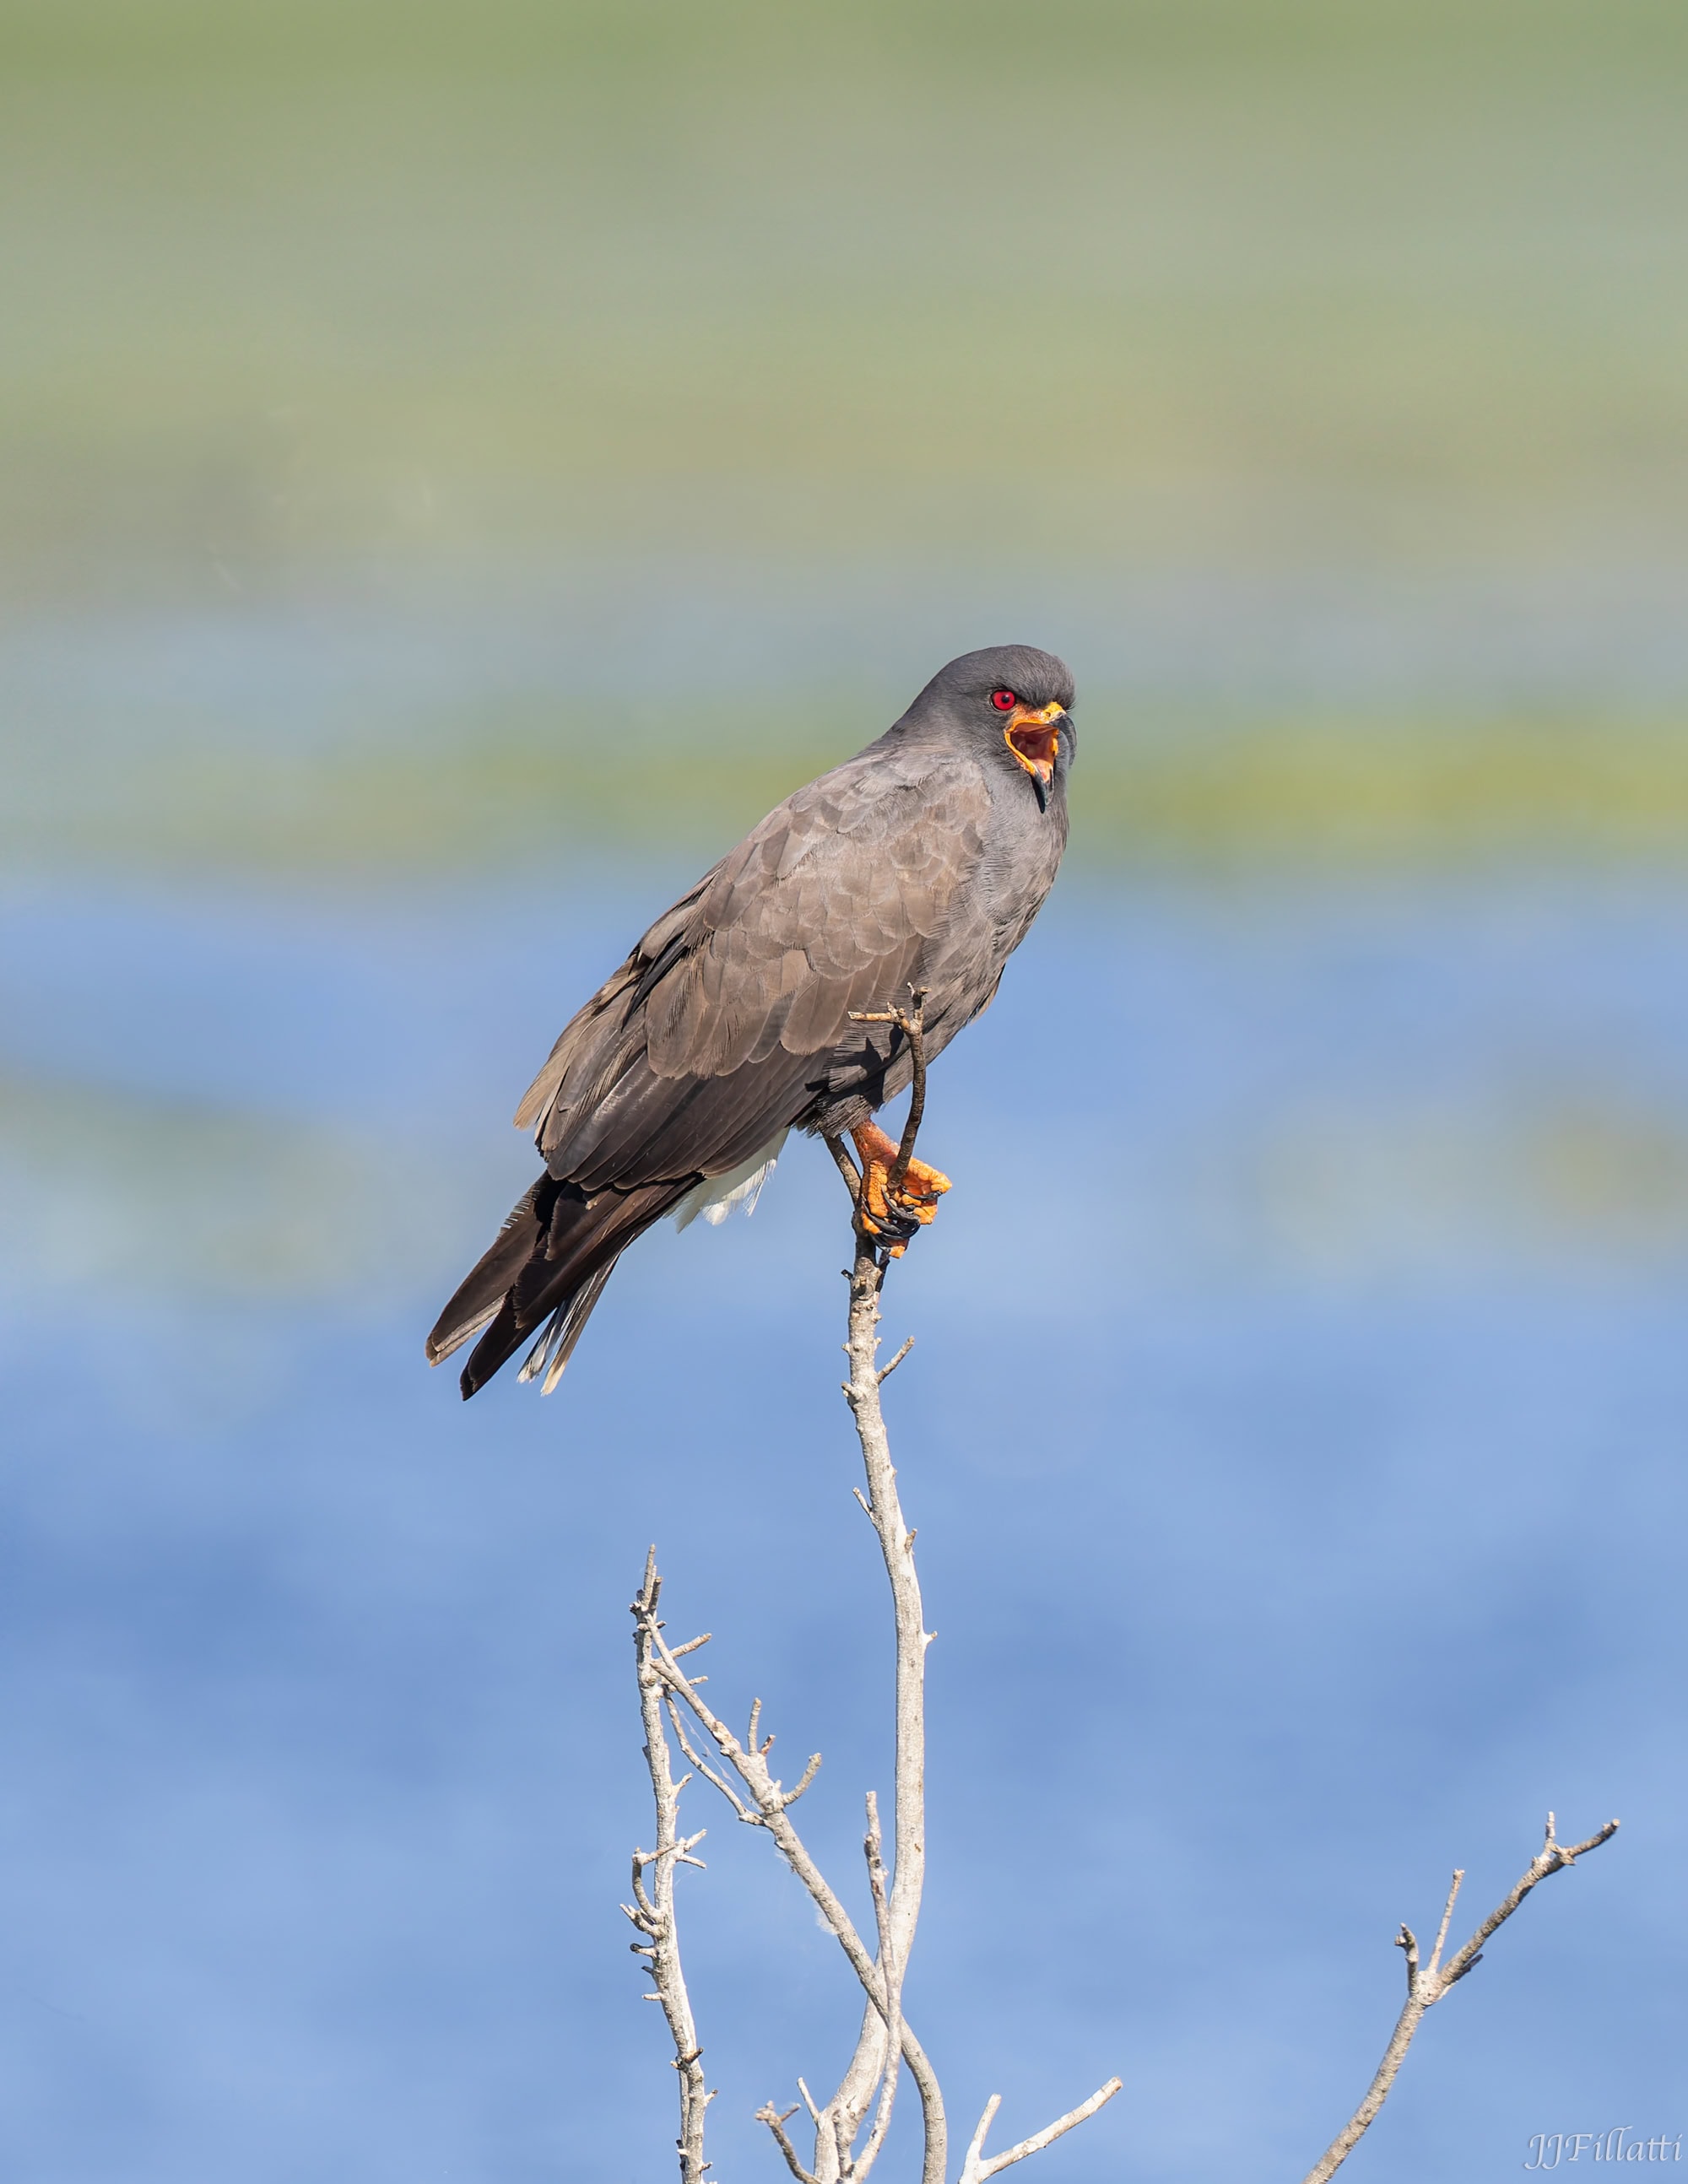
[425,1177,558,1365]
[517,1257,621,1393]
[430,1170,690,1399]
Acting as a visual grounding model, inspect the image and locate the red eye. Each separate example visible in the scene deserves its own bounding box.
[990,688,1018,711]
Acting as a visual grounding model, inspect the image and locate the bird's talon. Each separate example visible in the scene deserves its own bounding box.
[858,1194,922,1250]
[850,1122,950,1250]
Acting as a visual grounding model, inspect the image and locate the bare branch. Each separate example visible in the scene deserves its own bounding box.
[663,1691,755,1825]
[625,1057,1118,2184]
[766,1036,1114,2184]
[823,1131,864,1207]
[1436,1812,1620,1989]
[629,1551,714,2184]
[878,1336,914,1384]
[623,1044,1609,2184]
[959,2079,1125,2182]
[634,1247,950,2180]
[1300,1814,1620,2184]
[756,2100,819,2184]
[641,1613,883,1976]
[1426,1870,1463,1977]
[805,1212,948,2184]
[851,1790,903,2180]
[962,2095,1002,2183]
[784,1751,824,1808]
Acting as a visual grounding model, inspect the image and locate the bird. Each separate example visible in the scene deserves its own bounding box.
[426,642,1075,1398]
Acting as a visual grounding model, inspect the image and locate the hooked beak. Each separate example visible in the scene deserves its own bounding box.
[1004,700,1065,810]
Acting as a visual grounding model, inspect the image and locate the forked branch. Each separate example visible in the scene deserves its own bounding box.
[627,1007,1119,2181]
[959,2078,1127,2184]
[1300,1812,1620,2184]
[624,1016,1610,2184]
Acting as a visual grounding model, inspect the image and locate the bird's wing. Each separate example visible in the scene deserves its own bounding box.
[513,744,990,1189]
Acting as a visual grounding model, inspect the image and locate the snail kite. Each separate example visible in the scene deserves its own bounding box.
[427,643,1075,1397]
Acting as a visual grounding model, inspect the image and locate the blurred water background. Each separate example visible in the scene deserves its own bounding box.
[3,3,1687,2178]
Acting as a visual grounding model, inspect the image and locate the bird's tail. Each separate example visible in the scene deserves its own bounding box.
[517,1257,619,1394]
[425,1171,682,1399]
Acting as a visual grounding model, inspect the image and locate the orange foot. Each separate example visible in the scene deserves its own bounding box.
[851,1121,952,1256]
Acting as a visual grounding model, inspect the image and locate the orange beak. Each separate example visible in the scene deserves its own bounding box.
[1004,700,1065,787]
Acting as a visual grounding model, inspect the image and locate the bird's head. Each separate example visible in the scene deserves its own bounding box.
[902,645,1076,811]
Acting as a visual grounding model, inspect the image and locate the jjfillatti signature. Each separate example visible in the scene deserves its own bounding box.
[1527,2131,1682,2167]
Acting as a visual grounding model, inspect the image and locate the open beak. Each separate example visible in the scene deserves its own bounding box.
[1005,700,1065,807]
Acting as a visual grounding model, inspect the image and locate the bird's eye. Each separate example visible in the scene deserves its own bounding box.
[990,688,1019,711]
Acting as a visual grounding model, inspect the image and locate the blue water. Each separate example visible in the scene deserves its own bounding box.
[3,866,1685,2181]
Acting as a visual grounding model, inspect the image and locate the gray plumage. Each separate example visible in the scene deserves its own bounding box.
[427,642,1075,1397]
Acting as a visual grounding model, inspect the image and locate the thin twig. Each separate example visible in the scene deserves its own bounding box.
[961,2095,1001,2182]
[878,1337,914,1384]
[643,1619,906,1967]
[824,1132,863,1206]
[636,1591,946,2160]
[1436,1812,1619,1987]
[886,990,928,1201]
[1426,1869,1463,1976]
[627,1549,714,2183]
[663,1691,755,1825]
[852,1790,903,2178]
[847,987,928,1203]
[1299,1813,1620,2184]
[784,1751,824,1807]
[755,2100,819,2184]
[959,2079,1125,2182]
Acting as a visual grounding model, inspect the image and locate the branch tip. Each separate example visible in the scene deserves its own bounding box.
[879,1336,915,1382]
[1301,1814,1620,2184]
[960,2079,1123,2182]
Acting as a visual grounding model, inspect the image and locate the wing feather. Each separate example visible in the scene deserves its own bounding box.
[520,743,992,1189]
